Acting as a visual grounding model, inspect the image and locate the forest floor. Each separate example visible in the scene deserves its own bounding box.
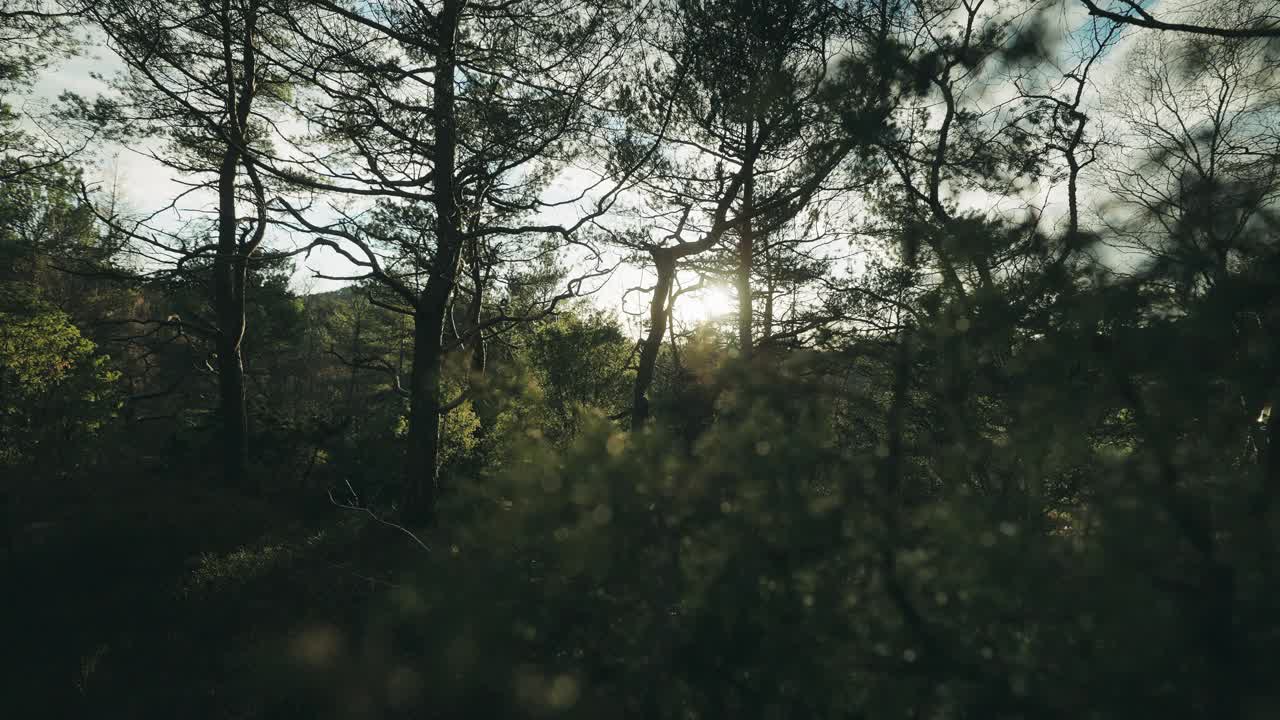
[3,471,408,719]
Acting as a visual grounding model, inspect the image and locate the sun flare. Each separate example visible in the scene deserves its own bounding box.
[673,285,737,326]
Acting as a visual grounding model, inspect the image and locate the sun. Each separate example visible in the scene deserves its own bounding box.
[673,285,737,326]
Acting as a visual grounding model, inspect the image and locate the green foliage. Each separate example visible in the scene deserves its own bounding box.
[0,304,95,394]
[0,296,120,468]
[185,532,329,597]
[0,161,122,470]
[522,310,633,442]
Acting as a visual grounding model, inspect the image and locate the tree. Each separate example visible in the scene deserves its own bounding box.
[668,0,844,359]
[1099,17,1280,296]
[1,0,82,178]
[77,0,298,491]
[1080,0,1280,39]
[615,0,892,424]
[270,0,637,521]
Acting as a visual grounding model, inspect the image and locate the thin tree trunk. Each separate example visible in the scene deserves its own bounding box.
[762,233,774,343]
[402,0,463,524]
[465,240,498,440]
[345,299,365,414]
[209,0,265,493]
[1261,385,1280,521]
[405,305,443,521]
[214,147,250,491]
[736,124,755,360]
[466,238,486,377]
[633,250,676,427]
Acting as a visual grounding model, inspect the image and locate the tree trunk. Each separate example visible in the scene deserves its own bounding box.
[465,241,498,439]
[214,148,250,492]
[632,250,676,427]
[1261,384,1280,521]
[736,126,755,360]
[465,238,487,377]
[345,299,365,414]
[405,303,444,521]
[402,0,462,524]
[762,238,774,343]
